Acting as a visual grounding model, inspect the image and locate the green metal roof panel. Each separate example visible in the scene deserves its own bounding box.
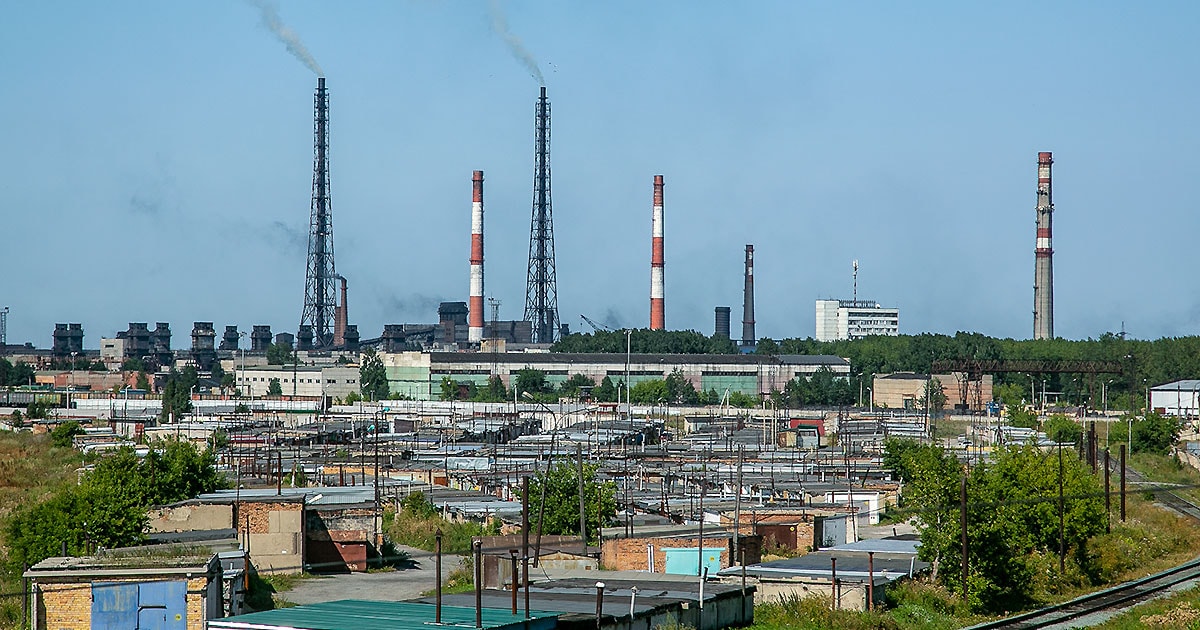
[207,600,558,630]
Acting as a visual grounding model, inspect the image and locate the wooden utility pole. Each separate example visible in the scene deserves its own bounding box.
[578,444,586,556]
[1058,443,1065,574]
[1104,449,1111,534]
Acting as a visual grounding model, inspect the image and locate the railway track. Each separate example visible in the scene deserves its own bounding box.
[966,461,1200,629]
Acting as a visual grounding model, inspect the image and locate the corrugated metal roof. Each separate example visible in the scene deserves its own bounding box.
[207,600,557,630]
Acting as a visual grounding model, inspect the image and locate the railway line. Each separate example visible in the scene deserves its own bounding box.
[966,460,1200,629]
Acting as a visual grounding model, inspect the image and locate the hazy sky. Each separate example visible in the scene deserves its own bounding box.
[4,1,1198,349]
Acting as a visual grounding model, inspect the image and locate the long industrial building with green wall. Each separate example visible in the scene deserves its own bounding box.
[380,351,850,400]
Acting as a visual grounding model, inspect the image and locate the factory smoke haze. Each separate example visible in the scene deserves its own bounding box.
[487,0,544,85]
[246,0,323,76]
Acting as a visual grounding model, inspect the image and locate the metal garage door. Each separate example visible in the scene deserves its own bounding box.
[91,580,186,630]
[662,547,724,576]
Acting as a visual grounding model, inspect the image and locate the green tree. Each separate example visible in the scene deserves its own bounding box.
[266,342,293,366]
[593,376,618,403]
[629,379,670,404]
[50,421,83,448]
[887,439,1105,613]
[121,357,146,373]
[1044,414,1083,444]
[527,461,617,543]
[5,441,223,569]
[267,378,283,396]
[923,377,948,414]
[664,369,699,405]
[513,368,552,400]
[755,338,780,356]
[438,376,458,401]
[1132,412,1180,455]
[359,348,389,401]
[160,367,198,421]
[135,370,151,392]
[558,374,595,399]
[472,375,509,403]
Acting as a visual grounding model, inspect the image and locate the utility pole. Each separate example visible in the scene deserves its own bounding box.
[578,444,586,556]
[960,473,968,603]
[1058,442,1065,574]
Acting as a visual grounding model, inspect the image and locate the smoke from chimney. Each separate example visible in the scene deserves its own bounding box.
[469,170,485,343]
[650,175,665,330]
[247,0,324,76]
[487,0,544,85]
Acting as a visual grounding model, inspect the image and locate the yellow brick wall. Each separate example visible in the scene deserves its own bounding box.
[36,575,209,630]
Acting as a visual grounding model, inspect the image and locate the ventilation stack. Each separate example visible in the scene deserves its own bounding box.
[650,175,665,330]
[741,245,755,346]
[1033,151,1054,340]
[469,170,485,343]
[714,307,731,340]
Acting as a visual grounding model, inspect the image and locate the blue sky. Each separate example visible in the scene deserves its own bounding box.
[3,1,1198,348]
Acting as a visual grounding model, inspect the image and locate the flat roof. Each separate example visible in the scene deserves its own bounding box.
[431,352,849,367]
[207,600,556,630]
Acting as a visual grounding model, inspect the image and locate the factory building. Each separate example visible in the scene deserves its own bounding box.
[235,365,359,399]
[1150,380,1200,418]
[814,299,899,342]
[380,351,849,400]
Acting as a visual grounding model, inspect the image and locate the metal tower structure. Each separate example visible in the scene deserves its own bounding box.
[1033,151,1054,340]
[524,86,559,343]
[301,77,337,348]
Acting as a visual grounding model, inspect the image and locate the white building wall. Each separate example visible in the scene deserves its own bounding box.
[236,366,359,399]
[814,299,899,341]
[815,300,841,342]
[1150,382,1200,417]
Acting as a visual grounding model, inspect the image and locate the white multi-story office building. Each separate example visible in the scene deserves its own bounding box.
[815,299,900,341]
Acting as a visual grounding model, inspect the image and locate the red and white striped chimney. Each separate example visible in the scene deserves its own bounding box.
[469,170,485,343]
[650,174,665,330]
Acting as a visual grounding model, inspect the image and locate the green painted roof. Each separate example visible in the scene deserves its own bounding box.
[208,600,557,630]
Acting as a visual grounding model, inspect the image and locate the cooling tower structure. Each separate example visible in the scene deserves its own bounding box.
[469,170,485,343]
[1033,151,1055,340]
[742,245,755,346]
[301,76,338,348]
[650,175,665,330]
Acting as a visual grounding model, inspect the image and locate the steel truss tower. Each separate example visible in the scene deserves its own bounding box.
[524,86,559,343]
[301,77,337,348]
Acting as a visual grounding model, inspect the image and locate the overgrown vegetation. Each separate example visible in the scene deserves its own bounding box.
[4,439,225,571]
[527,462,617,542]
[385,492,497,554]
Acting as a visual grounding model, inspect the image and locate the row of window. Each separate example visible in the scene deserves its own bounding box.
[237,377,356,384]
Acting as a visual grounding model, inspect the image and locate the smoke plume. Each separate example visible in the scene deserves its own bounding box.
[247,0,324,76]
[487,0,544,85]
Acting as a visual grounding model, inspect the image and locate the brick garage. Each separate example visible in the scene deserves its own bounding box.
[305,503,378,573]
[601,530,761,573]
[26,553,222,630]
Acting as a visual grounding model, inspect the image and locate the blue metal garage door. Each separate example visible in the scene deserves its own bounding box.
[663,547,725,576]
[91,580,186,630]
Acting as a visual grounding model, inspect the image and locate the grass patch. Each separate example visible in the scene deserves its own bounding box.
[421,556,474,596]
[1129,452,1200,504]
[1091,584,1200,629]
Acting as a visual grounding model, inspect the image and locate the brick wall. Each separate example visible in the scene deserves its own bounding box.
[601,536,730,573]
[36,575,209,630]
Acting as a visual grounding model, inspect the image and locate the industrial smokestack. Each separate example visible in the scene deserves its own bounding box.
[469,170,486,343]
[715,307,731,340]
[333,276,348,346]
[650,175,665,330]
[742,245,755,346]
[1033,151,1054,340]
